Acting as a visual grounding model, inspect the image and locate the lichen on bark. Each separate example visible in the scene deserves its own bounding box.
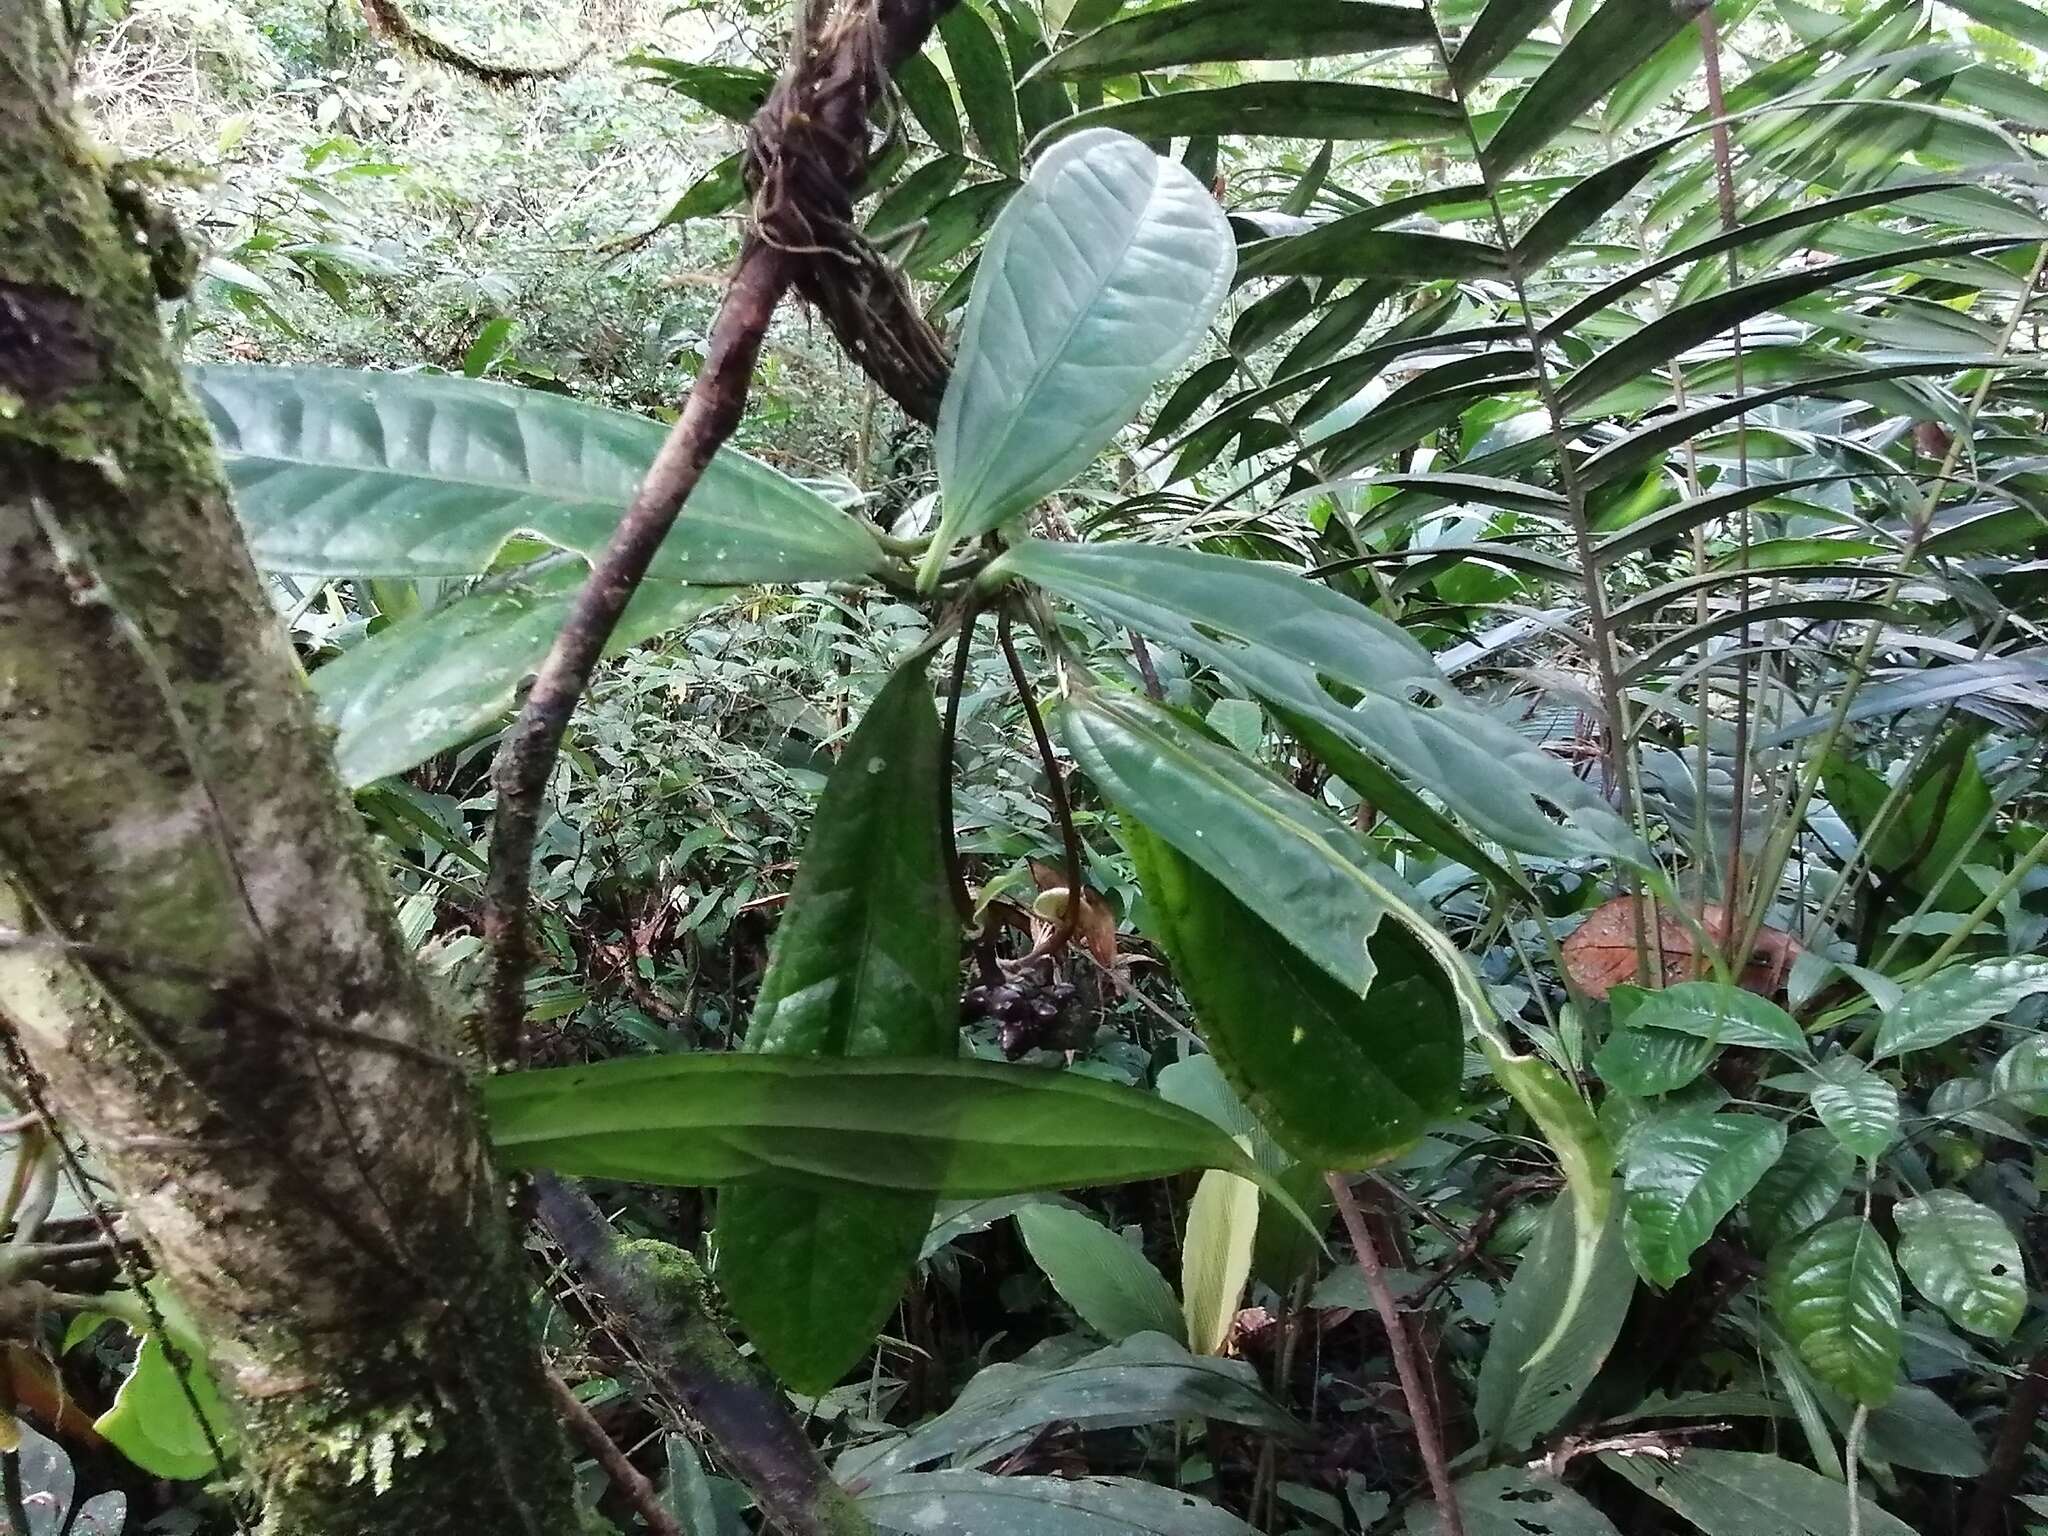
[0,6,577,1530]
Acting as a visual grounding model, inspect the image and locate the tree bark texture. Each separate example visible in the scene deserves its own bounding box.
[0,7,579,1532]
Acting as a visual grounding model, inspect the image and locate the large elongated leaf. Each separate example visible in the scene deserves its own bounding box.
[939,3,1020,175]
[1235,223,1510,282]
[1475,1197,1633,1453]
[848,1332,1299,1480]
[1808,1057,1898,1164]
[1621,1111,1785,1288]
[1873,956,2048,1059]
[1124,820,1459,1168]
[486,1055,1266,1193]
[1893,1190,2026,1341]
[1015,1205,1186,1344]
[1627,982,1809,1055]
[194,366,883,582]
[926,131,1233,578]
[858,1471,1256,1536]
[1480,0,1693,176]
[1450,0,1555,94]
[1034,83,1462,150]
[1602,1449,1917,1536]
[1036,0,1429,77]
[715,654,960,1391]
[1768,1216,1901,1406]
[1001,539,1639,863]
[312,562,727,787]
[1406,1468,1621,1536]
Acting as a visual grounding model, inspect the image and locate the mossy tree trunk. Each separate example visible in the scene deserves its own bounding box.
[0,7,579,1531]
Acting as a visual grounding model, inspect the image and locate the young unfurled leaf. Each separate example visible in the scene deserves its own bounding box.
[1181,1165,1259,1357]
[714,652,959,1391]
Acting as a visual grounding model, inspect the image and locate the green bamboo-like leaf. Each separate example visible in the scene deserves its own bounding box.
[1474,1197,1634,1453]
[1893,1190,2027,1340]
[1235,222,1511,281]
[998,539,1639,864]
[1016,1204,1186,1345]
[1124,820,1460,1168]
[1032,82,1462,151]
[1627,982,1810,1055]
[312,561,728,787]
[906,180,1019,274]
[487,1055,1266,1193]
[1943,0,2048,50]
[1808,1057,1899,1164]
[1480,0,1692,176]
[939,4,1021,175]
[897,48,966,156]
[925,132,1232,579]
[1621,1111,1785,1288]
[1768,1216,1902,1406]
[869,155,969,239]
[195,366,883,583]
[714,653,961,1391]
[627,55,771,119]
[1747,1128,1857,1251]
[658,151,746,228]
[855,1470,1259,1535]
[1873,957,2048,1059]
[1449,0,1554,93]
[1034,0,1431,77]
[1601,1448,1917,1536]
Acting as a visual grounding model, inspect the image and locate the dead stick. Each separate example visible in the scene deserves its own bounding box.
[545,1370,683,1536]
[1327,1172,1465,1536]
[1964,1349,2048,1536]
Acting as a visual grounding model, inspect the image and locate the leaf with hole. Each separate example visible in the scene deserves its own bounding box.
[1893,1190,2026,1341]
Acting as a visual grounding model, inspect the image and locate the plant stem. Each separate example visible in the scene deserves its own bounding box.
[999,608,1084,955]
[1326,1174,1464,1536]
[1964,1350,2048,1536]
[545,1370,684,1536]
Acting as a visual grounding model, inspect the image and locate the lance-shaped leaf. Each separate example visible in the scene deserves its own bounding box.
[999,538,1640,864]
[1873,956,2048,1059]
[925,131,1233,582]
[313,562,728,787]
[1808,1057,1899,1164]
[1123,819,1459,1168]
[1621,1111,1785,1288]
[195,365,882,583]
[1768,1216,1902,1406]
[938,3,1020,175]
[1034,83,1462,150]
[714,654,959,1390]
[488,1054,1267,1193]
[855,1471,1259,1536]
[1481,0,1693,176]
[1602,1448,1918,1536]
[1893,1190,2026,1341]
[1747,1128,1856,1251]
[1034,0,1432,78]
[1016,1205,1185,1344]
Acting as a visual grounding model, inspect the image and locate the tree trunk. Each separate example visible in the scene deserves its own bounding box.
[0,7,578,1532]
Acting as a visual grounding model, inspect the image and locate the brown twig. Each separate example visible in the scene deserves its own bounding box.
[999,607,1084,960]
[1965,1349,2048,1536]
[545,1371,684,1536]
[481,0,962,1063]
[1328,1173,1465,1536]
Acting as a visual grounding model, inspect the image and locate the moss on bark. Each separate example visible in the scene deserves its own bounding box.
[0,8,577,1531]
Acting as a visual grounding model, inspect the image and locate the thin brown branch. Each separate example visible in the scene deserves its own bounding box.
[999,608,1084,959]
[1965,1349,2048,1536]
[545,1370,684,1536]
[1327,1173,1465,1536]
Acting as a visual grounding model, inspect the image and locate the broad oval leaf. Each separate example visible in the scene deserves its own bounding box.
[1627,982,1809,1055]
[195,365,884,583]
[1015,1204,1186,1345]
[1593,1023,1717,1096]
[1893,1190,2026,1341]
[1874,957,2048,1060]
[312,563,728,787]
[1768,1215,1902,1406]
[486,1054,1267,1195]
[1747,1127,1856,1252]
[1808,1057,1899,1164]
[1124,818,1460,1168]
[1621,1111,1785,1288]
[715,652,961,1391]
[927,131,1233,576]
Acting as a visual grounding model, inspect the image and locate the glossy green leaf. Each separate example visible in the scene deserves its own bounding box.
[1016,1204,1186,1344]
[857,1470,1257,1536]
[1036,0,1430,77]
[1873,957,2048,1060]
[1235,222,1511,282]
[851,1332,1299,1479]
[1747,1128,1857,1251]
[313,563,726,787]
[1626,982,1809,1055]
[1405,1468,1622,1536]
[628,56,770,119]
[907,180,1019,274]
[1808,1057,1898,1164]
[658,151,746,228]
[1475,1196,1634,1453]
[940,4,1021,176]
[94,1331,233,1483]
[1181,1167,1259,1357]
[1768,1215,1901,1406]
[1893,1190,2026,1340]
[1481,0,1692,176]
[1001,539,1639,864]
[926,131,1232,578]
[715,654,960,1391]
[1593,1023,1716,1096]
[1033,83,1461,151]
[487,1054,1266,1194]
[195,365,883,583]
[1992,1035,2048,1116]
[1601,1448,1917,1536]
[1124,820,1459,1168]
[1621,1111,1785,1288]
